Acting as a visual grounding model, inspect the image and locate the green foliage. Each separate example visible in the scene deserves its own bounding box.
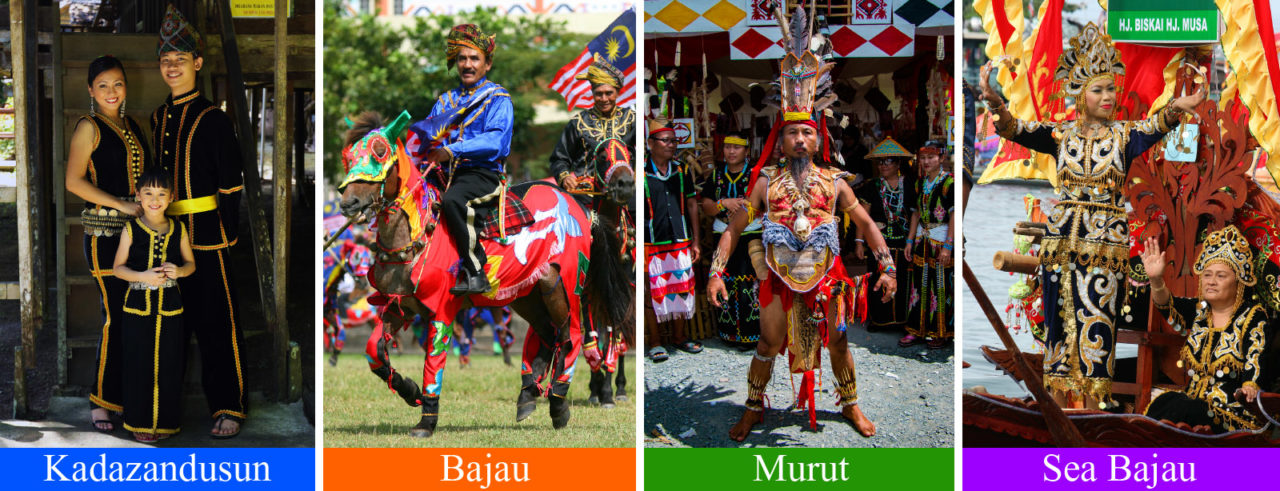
[323,0,591,182]
[0,95,13,161]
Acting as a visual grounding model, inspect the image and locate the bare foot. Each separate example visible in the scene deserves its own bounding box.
[728,409,763,441]
[90,407,113,431]
[842,404,876,437]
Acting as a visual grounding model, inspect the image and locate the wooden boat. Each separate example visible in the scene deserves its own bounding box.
[962,58,1280,447]
[964,347,1280,447]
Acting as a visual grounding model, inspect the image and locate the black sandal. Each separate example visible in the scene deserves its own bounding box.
[676,341,703,354]
[210,415,242,440]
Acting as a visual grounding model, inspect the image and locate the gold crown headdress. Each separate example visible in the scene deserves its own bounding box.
[1193,225,1257,286]
[1055,23,1125,99]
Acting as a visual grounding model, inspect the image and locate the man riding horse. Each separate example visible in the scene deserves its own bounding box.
[336,24,632,437]
[427,23,511,296]
[550,53,636,409]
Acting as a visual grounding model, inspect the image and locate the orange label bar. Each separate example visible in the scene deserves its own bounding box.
[325,448,636,490]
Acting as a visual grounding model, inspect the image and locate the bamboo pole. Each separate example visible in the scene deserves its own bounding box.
[992,250,1039,275]
[963,261,1086,447]
[272,0,292,401]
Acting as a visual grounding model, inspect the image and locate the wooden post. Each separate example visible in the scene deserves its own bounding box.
[52,22,67,386]
[12,0,43,417]
[13,346,25,419]
[272,0,292,401]
[215,2,279,333]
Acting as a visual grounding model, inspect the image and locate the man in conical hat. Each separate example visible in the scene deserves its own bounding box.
[153,4,247,439]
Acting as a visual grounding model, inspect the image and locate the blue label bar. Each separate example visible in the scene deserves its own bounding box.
[5,448,314,489]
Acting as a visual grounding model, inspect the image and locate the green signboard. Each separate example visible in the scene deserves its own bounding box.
[1108,0,1220,44]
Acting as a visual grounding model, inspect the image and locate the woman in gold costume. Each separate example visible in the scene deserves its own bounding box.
[979,24,1205,407]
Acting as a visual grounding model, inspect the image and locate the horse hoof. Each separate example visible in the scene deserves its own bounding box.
[409,427,434,438]
[588,395,600,406]
[601,403,615,409]
[550,399,570,429]
[516,402,536,423]
[615,395,629,403]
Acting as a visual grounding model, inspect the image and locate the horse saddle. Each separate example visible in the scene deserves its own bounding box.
[479,192,535,240]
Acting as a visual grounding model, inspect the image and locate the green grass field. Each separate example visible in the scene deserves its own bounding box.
[323,351,636,448]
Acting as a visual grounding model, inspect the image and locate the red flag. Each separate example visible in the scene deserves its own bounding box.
[1115,43,1182,118]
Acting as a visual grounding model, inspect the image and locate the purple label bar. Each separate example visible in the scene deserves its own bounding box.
[965,448,1280,489]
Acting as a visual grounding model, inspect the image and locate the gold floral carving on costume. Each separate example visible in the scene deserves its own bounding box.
[575,107,634,143]
[1168,303,1267,430]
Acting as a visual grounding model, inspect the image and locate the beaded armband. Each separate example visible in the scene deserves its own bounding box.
[874,249,897,277]
[709,248,728,280]
[942,242,954,251]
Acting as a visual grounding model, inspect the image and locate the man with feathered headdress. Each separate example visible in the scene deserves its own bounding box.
[152,4,248,438]
[420,23,514,296]
[707,7,897,440]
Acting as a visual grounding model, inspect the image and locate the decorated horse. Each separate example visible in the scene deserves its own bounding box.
[564,138,636,409]
[337,110,632,437]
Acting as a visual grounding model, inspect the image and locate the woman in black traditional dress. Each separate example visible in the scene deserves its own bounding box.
[65,55,150,432]
[902,141,954,349]
[697,130,761,348]
[856,138,916,333]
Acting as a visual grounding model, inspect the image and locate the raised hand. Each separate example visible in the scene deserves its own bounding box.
[1140,236,1167,282]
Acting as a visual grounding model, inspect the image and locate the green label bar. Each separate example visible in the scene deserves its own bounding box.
[644,448,954,489]
[1108,10,1219,43]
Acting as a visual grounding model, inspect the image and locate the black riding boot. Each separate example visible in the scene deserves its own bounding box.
[549,381,571,429]
[371,366,423,407]
[410,396,439,437]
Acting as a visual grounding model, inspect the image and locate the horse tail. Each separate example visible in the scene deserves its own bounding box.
[583,211,635,344]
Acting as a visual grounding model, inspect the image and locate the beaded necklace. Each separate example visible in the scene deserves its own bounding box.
[878,175,905,238]
[720,161,749,198]
[645,157,688,244]
[96,113,144,193]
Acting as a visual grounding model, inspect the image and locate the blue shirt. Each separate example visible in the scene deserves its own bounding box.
[428,76,513,173]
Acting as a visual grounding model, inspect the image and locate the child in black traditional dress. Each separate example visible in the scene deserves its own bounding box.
[113,167,195,442]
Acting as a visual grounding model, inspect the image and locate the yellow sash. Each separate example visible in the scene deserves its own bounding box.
[165,195,218,216]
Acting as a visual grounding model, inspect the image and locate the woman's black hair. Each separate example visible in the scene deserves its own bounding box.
[87,55,127,86]
[723,129,750,141]
[135,166,173,192]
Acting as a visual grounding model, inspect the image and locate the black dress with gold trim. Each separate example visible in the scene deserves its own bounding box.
[82,113,150,413]
[151,88,247,421]
[121,218,187,436]
[997,113,1174,401]
[1144,297,1267,433]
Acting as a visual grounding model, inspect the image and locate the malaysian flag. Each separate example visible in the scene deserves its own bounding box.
[548,9,636,109]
